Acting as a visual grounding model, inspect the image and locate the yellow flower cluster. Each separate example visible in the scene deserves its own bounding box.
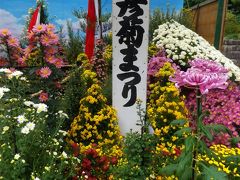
[103,45,112,64]
[77,53,93,69]
[155,175,178,180]
[148,43,160,58]
[147,62,188,156]
[67,70,122,157]
[198,145,240,177]
[26,49,42,66]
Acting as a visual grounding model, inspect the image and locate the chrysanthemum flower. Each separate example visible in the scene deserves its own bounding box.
[41,35,51,46]
[45,56,56,64]
[32,24,46,33]
[54,58,64,68]
[39,92,49,102]
[7,37,19,47]
[39,67,52,78]
[0,28,11,37]
[170,59,229,94]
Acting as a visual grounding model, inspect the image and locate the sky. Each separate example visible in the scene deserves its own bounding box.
[0,0,183,37]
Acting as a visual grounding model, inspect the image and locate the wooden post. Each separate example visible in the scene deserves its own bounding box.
[214,0,228,50]
[98,0,103,39]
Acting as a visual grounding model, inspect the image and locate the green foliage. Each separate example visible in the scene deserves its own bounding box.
[63,21,84,64]
[229,0,240,14]
[112,102,158,179]
[225,11,240,39]
[0,71,78,179]
[112,132,157,180]
[61,66,86,123]
[149,8,194,40]
[183,0,205,8]
[158,90,234,179]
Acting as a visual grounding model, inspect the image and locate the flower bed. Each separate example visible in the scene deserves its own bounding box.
[1,19,240,179]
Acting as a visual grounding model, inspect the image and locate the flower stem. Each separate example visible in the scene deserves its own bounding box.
[192,89,202,180]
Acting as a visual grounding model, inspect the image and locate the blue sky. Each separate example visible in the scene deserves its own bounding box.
[0,0,183,37]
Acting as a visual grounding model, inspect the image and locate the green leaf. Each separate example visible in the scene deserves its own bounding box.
[198,111,210,121]
[225,155,240,163]
[205,124,231,135]
[231,137,240,145]
[174,127,192,137]
[199,163,228,180]
[198,140,216,158]
[176,151,193,177]
[200,126,213,141]
[184,136,195,152]
[170,119,188,126]
[159,164,177,176]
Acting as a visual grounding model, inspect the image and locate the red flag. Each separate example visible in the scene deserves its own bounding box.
[28,4,41,32]
[85,0,96,60]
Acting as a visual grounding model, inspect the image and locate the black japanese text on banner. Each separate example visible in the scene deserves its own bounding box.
[112,0,149,134]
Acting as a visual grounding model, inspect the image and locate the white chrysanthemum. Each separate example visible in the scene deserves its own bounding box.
[57,110,69,118]
[26,122,35,131]
[153,20,240,81]
[21,126,30,134]
[0,87,10,99]
[0,68,11,73]
[24,101,34,107]
[2,126,9,134]
[59,130,68,136]
[61,151,68,158]
[33,103,48,113]
[14,154,20,160]
[17,115,27,124]
[10,71,23,78]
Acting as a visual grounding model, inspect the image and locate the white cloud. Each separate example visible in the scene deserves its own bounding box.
[55,18,84,39]
[0,9,25,38]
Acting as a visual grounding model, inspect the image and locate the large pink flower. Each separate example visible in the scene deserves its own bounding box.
[189,58,228,73]
[39,67,52,78]
[170,59,229,94]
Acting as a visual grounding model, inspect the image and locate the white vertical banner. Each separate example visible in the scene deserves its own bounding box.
[112,0,149,135]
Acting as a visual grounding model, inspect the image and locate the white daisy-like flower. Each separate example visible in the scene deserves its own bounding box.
[57,110,69,118]
[0,87,10,99]
[21,126,30,134]
[26,122,35,131]
[10,70,23,79]
[23,101,34,107]
[33,103,48,113]
[61,151,68,159]
[2,126,9,134]
[0,68,11,73]
[17,115,27,124]
[14,154,20,160]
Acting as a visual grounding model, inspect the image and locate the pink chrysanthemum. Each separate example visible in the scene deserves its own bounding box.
[39,92,49,102]
[39,67,52,78]
[7,37,19,47]
[41,35,51,46]
[45,56,57,64]
[170,59,229,94]
[0,29,11,38]
[54,58,64,68]
[32,24,47,33]
[46,24,55,31]
[45,47,57,55]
